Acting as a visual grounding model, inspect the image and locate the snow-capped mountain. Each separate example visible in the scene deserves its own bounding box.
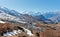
[0,10,25,23]
[0,7,21,17]
[0,6,37,24]
[24,10,60,24]
[0,6,60,24]
[44,12,60,23]
[33,12,60,24]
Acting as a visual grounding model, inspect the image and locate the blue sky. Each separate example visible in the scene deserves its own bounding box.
[0,0,60,13]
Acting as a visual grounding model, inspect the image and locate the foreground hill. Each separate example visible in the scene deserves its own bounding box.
[0,23,37,37]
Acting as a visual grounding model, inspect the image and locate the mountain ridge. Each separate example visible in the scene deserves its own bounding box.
[0,6,60,24]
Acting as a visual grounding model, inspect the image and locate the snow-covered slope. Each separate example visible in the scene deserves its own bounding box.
[33,12,60,24]
[0,10,26,23]
[0,6,37,24]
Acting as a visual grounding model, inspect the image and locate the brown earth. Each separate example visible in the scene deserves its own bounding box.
[0,23,37,37]
[0,22,60,37]
[35,22,60,37]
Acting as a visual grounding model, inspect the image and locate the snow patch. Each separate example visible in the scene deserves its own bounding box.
[23,28,34,36]
[18,21,27,23]
[3,30,22,36]
[0,21,6,23]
